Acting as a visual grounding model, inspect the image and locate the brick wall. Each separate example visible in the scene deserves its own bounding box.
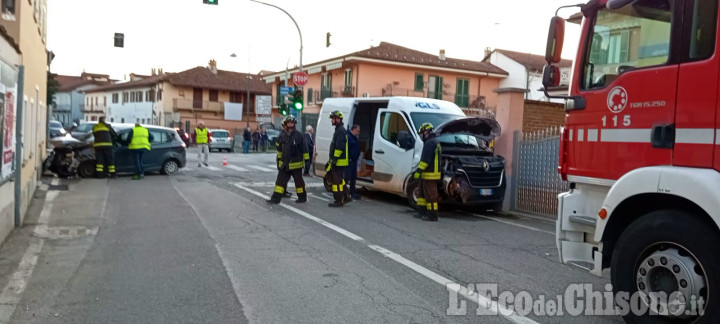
[522,100,565,133]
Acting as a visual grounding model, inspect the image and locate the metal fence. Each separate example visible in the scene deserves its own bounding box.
[512,127,568,218]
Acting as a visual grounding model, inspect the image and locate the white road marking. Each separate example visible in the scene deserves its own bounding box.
[247,165,275,172]
[471,213,554,235]
[235,181,325,188]
[51,178,59,185]
[0,239,44,323]
[205,166,222,171]
[226,165,249,172]
[234,183,539,324]
[307,192,331,202]
[36,190,59,225]
[368,245,538,324]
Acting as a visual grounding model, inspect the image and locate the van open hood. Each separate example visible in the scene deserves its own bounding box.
[434,117,501,139]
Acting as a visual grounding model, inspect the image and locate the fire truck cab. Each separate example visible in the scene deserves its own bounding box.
[544,0,720,322]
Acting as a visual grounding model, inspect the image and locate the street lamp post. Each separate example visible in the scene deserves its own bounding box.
[249,0,303,126]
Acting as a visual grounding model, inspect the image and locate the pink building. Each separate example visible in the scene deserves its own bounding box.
[262,42,507,127]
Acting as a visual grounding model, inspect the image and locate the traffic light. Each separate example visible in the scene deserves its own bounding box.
[292,89,303,111]
[279,104,288,116]
[203,0,218,4]
[326,32,331,48]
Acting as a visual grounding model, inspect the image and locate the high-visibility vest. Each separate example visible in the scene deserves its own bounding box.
[129,126,151,150]
[195,127,209,144]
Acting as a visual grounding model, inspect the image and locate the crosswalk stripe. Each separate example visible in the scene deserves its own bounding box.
[248,165,275,172]
[226,165,249,172]
[206,166,222,171]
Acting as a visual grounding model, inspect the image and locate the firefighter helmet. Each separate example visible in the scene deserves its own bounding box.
[417,122,434,134]
[282,115,297,125]
[328,110,344,119]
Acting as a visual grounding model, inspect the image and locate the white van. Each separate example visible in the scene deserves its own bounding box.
[315,97,506,211]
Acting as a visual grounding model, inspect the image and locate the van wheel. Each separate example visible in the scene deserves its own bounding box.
[611,210,720,324]
[405,179,425,212]
[161,159,180,175]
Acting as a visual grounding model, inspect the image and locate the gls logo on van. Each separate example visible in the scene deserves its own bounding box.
[416,102,441,110]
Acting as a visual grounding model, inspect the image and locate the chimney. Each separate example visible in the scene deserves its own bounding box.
[158,68,163,75]
[439,49,446,61]
[485,47,493,59]
[208,59,218,74]
[151,68,156,76]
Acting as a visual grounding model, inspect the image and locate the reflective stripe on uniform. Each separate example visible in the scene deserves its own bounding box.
[333,149,343,157]
[303,153,310,160]
[421,172,441,180]
[296,187,304,194]
[277,152,282,159]
[93,142,112,147]
[332,185,338,192]
[274,185,285,194]
[288,161,304,170]
[417,198,427,206]
[418,161,428,170]
[108,165,116,172]
[96,164,104,171]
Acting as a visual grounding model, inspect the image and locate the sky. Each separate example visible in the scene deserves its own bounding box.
[47,0,583,80]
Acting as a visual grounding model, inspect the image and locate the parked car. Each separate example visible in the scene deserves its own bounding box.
[48,120,67,138]
[106,125,187,175]
[208,129,233,152]
[70,122,97,141]
[266,129,280,148]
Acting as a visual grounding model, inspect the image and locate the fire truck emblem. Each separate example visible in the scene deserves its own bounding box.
[607,86,628,113]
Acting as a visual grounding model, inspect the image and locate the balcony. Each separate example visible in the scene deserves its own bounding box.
[53,104,71,112]
[173,98,223,112]
[83,104,106,113]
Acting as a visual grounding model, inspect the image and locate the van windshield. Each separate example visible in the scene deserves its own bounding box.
[409,113,463,132]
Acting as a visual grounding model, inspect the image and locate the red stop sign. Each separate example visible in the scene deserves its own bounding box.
[293,72,308,86]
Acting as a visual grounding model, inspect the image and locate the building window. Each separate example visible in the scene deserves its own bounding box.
[95,97,98,105]
[149,89,156,102]
[427,75,443,100]
[121,118,124,123]
[307,88,313,103]
[321,73,332,100]
[209,89,218,102]
[123,92,128,103]
[112,93,119,103]
[157,90,162,101]
[455,79,469,107]
[414,73,424,92]
[137,91,143,102]
[3,0,15,14]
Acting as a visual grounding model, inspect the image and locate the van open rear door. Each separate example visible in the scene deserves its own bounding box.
[371,108,416,194]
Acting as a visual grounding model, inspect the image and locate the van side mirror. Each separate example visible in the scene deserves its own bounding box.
[396,131,415,150]
[545,16,565,64]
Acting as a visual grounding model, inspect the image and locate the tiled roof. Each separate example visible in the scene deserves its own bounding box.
[489,49,573,73]
[266,42,508,76]
[164,67,271,94]
[83,74,165,93]
[349,42,508,75]
[56,73,113,92]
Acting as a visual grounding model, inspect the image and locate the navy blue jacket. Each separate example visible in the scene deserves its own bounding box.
[347,130,360,163]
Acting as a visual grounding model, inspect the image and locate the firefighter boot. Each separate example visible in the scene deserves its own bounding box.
[414,209,425,219]
[422,210,439,222]
[295,192,307,204]
[266,193,282,204]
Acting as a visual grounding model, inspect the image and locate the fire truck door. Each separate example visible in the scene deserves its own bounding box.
[675,0,720,168]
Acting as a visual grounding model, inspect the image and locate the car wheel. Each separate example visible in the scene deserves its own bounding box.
[161,159,180,175]
[405,179,425,212]
[611,210,720,324]
[78,161,96,178]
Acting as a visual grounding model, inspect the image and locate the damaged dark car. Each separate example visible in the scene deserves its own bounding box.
[407,117,506,212]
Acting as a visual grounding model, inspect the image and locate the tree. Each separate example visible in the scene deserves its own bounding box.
[46,72,59,107]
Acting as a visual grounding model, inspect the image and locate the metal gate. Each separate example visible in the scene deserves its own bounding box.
[512,127,568,218]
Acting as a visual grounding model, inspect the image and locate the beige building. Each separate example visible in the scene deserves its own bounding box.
[0,0,49,241]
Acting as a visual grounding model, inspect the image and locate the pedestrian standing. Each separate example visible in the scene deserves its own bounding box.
[243,127,252,153]
[413,123,441,222]
[303,125,314,176]
[92,116,118,178]
[193,121,210,167]
[344,124,361,200]
[266,116,309,204]
[260,128,269,152]
[325,111,351,207]
[128,123,153,180]
[252,128,260,152]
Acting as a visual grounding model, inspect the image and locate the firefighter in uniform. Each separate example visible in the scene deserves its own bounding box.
[266,116,309,204]
[326,110,351,207]
[413,123,441,221]
[92,116,118,178]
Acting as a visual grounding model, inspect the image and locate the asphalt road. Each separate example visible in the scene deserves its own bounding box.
[0,148,623,323]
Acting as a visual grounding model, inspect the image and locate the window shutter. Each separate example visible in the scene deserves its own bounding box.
[414,73,424,91]
[308,88,313,103]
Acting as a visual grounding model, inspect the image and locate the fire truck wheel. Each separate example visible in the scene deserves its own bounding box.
[611,210,720,324]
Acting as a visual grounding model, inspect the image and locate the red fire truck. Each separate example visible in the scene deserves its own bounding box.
[544,0,720,322]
